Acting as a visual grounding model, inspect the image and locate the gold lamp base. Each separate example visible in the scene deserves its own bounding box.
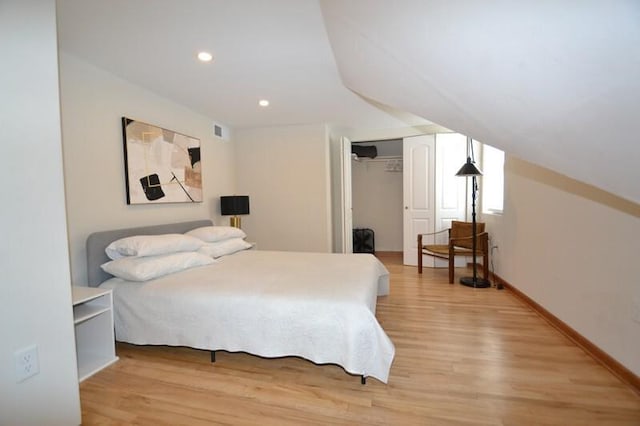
[229,216,241,228]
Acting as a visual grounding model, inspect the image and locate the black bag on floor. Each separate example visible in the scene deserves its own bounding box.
[353,228,375,254]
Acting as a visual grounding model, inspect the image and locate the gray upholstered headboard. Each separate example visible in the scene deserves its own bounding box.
[86,219,213,287]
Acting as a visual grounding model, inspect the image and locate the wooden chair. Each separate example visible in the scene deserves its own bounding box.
[417,221,489,284]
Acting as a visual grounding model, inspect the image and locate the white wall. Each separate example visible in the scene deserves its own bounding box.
[235,124,332,252]
[485,156,640,376]
[339,123,452,143]
[58,52,236,285]
[328,132,345,253]
[351,159,403,251]
[0,2,81,424]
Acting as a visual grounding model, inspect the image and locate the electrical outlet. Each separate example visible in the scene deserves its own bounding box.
[14,345,39,382]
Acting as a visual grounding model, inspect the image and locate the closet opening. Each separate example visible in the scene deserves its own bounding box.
[350,139,403,255]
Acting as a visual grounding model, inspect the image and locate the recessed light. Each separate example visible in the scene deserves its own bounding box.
[197,51,213,62]
[258,99,270,107]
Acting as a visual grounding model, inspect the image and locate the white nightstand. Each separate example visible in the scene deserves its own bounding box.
[72,286,118,382]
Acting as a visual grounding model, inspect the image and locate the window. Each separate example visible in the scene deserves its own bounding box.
[481,144,505,214]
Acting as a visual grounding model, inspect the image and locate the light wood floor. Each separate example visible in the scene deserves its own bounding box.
[80,253,640,425]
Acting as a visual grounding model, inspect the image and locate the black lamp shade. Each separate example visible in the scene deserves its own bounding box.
[220,195,250,216]
[455,157,483,176]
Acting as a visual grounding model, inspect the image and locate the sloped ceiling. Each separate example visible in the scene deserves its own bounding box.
[320,0,640,204]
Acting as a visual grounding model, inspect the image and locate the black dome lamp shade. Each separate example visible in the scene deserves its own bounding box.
[455,156,483,177]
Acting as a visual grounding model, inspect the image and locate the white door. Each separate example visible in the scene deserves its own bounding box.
[341,137,353,253]
[403,135,435,265]
[434,133,468,267]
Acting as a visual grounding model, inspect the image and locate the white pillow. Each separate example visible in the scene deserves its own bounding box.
[185,226,246,243]
[105,234,204,260]
[198,238,253,258]
[101,252,216,282]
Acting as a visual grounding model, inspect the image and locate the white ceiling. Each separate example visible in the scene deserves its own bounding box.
[56,0,640,203]
[55,0,430,131]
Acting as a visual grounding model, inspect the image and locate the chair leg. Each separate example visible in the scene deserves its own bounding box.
[481,237,489,281]
[483,252,489,281]
[417,236,423,274]
[448,253,454,284]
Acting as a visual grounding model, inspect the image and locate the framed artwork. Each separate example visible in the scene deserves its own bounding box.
[121,117,202,204]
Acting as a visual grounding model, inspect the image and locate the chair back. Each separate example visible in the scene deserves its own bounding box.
[450,221,485,249]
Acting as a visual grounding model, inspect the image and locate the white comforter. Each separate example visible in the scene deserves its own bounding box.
[99,250,395,383]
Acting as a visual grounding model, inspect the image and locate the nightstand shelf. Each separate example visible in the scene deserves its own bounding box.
[72,286,118,382]
[74,303,111,324]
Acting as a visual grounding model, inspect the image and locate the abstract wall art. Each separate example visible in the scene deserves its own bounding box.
[121,117,202,204]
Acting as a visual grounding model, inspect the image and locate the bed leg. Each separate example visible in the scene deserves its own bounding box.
[210,351,216,363]
[361,375,366,385]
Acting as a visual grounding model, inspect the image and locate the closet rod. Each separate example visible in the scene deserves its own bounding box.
[353,155,402,162]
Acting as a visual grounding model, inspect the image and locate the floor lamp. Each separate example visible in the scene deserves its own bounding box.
[456,139,490,288]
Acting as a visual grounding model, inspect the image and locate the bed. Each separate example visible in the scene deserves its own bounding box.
[86,220,395,383]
